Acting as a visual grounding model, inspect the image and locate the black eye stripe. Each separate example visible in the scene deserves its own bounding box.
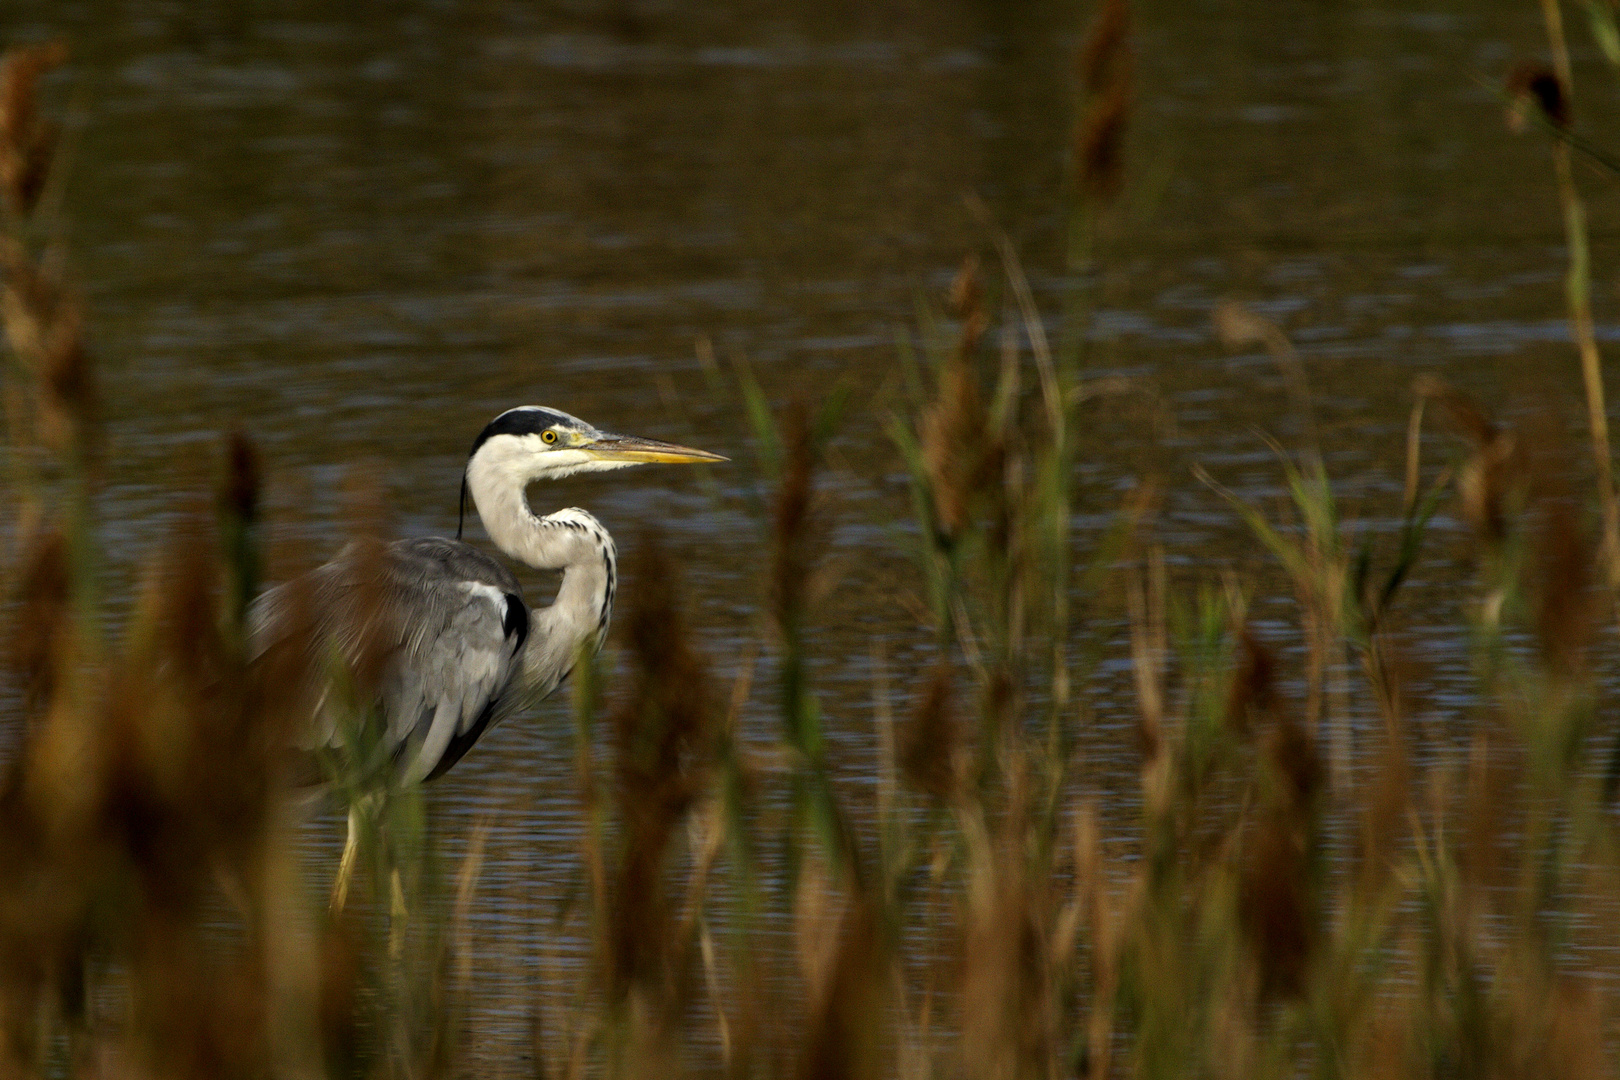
[466,406,581,457]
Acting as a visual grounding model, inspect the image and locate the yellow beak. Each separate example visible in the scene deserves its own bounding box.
[581,433,728,465]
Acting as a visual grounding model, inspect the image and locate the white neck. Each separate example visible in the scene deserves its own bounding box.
[465,446,618,699]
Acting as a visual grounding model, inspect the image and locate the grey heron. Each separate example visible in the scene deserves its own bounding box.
[250,405,725,904]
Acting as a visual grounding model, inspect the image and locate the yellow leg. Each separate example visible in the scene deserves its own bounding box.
[331,804,361,912]
[389,867,408,958]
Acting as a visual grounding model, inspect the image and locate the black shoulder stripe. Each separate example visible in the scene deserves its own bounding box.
[503,592,529,649]
[457,473,469,540]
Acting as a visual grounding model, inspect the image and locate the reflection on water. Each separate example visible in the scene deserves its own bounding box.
[13,0,1620,1066]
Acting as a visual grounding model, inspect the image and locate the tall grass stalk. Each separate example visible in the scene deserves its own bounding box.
[1531,0,1620,605]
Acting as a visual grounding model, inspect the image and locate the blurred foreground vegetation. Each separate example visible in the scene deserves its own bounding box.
[6,5,1620,1077]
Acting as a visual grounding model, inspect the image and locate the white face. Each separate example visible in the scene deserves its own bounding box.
[475,431,645,487]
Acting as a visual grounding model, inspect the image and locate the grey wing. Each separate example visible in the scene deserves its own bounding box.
[250,537,529,783]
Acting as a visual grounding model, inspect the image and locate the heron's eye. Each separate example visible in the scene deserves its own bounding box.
[542,430,559,445]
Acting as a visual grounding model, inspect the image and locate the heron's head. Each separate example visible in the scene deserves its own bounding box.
[460,406,726,536]
[468,406,726,479]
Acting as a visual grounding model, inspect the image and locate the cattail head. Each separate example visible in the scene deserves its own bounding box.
[917,254,1008,546]
[0,237,51,353]
[1460,726,1522,895]
[12,542,107,851]
[920,364,980,539]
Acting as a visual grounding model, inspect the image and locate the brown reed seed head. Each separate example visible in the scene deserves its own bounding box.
[8,526,70,717]
[608,533,713,1001]
[37,300,100,460]
[798,896,886,1080]
[0,237,61,360]
[960,844,1054,1076]
[900,661,961,801]
[12,556,113,852]
[1074,0,1131,202]
[1264,710,1322,811]
[304,471,398,706]
[920,346,991,540]
[1531,492,1594,679]
[0,538,101,1041]
[1505,62,1570,132]
[1239,808,1313,1001]
[1412,374,1487,445]
[1223,625,1276,736]
[1239,695,1322,1001]
[1416,376,1518,544]
[1078,0,1130,96]
[102,522,262,913]
[949,254,986,354]
[1077,81,1131,203]
[0,245,100,463]
[0,42,67,217]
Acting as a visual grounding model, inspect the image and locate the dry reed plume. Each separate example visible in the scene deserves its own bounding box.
[1074,0,1132,202]
[605,534,716,1052]
[0,42,65,217]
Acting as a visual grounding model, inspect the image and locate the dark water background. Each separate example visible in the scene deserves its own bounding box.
[12,0,1620,1067]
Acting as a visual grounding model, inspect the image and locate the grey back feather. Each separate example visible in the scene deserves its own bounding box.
[249,537,530,783]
